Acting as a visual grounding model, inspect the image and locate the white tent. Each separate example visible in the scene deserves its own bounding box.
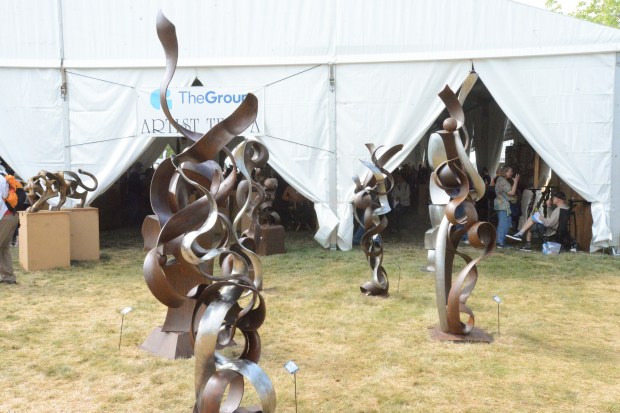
[2,0,619,251]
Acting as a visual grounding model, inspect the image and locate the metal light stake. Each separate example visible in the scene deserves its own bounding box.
[396,264,401,295]
[118,306,133,349]
[492,296,502,336]
[284,360,299,413]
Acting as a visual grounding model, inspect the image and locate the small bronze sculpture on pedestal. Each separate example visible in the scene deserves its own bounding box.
[24,169,98,212]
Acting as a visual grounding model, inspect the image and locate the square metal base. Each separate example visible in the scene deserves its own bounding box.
[141,326,193,359]
[429,325,493,343]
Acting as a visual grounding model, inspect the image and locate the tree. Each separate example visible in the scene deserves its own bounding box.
[545,0,620,28]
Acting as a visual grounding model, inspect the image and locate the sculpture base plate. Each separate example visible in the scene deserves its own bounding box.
[429,325,493,343]
[141,326,193,359]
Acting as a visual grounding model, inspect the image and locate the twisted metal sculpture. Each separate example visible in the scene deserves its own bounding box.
[235,178,263,245]
[142,11,275,412]
[429,85,495,338]
[63,169,98,208]
[257,177,280,226]
[240,176,283,255]
[353,144,402,296]
[24,169,98,212]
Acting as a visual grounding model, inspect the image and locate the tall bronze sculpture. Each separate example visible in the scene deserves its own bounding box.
[353,144,402,297]
[429,85,495,340]
[24,169,98,212]
[142,11,275,412]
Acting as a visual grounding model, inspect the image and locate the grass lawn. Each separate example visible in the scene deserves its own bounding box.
[1,227,619,412]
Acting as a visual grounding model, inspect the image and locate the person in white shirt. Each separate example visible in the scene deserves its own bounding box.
[0,165,20,284]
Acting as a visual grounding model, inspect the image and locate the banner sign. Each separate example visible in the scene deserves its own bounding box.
[137,86,264,137]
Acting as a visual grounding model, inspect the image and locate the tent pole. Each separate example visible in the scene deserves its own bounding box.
[328,63,338,250]
[611,52,620,248]
[58,0,71,170]
[533,153,540,187]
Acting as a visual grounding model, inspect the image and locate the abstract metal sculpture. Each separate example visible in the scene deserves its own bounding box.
[24,169,98,212]
[352,144,402,297]
[428,85,495,339]
[63,169,99,208]
[238,176,283,254]
[235,176,265,246]
[257,177,280,226]
[142,11,275,412]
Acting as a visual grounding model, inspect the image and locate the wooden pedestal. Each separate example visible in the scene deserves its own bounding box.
[67,207,100,261]
[257,225,286,256]
[18,211,71,271]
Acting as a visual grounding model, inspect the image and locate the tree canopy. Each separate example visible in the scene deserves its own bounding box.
[545,0,620,28]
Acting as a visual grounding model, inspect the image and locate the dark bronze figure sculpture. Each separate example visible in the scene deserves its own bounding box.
[24,169,98,212]
[429,85,495,339]
[142,11,275,412]
[352,144,402,297]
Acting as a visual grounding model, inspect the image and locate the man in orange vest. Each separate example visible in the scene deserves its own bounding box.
[0,164,19,284]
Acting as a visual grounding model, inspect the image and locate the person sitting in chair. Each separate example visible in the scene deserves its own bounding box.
[506,190,569,251]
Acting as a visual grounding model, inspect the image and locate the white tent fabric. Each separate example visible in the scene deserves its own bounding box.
[333,61,471,248]
[476,53,617,249]
[468,101,508,177]
[1,0,620,250]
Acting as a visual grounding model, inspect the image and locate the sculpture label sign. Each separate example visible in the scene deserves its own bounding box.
[137,86,265,136]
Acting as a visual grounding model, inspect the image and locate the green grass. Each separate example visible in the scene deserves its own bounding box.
[1,227,619,412]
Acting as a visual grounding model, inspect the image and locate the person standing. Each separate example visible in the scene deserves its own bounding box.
[0,165,19,284]
[494,165,520,249]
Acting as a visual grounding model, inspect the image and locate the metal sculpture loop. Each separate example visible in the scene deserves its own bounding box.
[353,144,403,296]
[430,85,495,336]
[144,11,275,412]
[24,169,98,212]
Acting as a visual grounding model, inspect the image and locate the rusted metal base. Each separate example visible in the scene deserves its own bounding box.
[429,325,493,343]
[141,326,193,359]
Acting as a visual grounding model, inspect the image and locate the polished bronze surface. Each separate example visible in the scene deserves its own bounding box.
[353,144,402,296]
[429,85,495,336]
[144,11,275,412]
[24,169,98,212]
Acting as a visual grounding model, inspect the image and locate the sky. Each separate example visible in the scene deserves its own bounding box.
[513,0,580,12]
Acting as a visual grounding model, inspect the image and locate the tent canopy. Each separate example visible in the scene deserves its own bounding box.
[1,0,619,251]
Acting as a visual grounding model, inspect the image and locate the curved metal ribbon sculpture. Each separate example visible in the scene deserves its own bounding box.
[257,178,280,226]
[236,176,266,245]
[430,85,495,336]
[144,11,275,412]
[24,169,98,212]
[353,144,403,296]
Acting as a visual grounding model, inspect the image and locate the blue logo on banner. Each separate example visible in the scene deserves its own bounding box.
[150,89,172,110]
